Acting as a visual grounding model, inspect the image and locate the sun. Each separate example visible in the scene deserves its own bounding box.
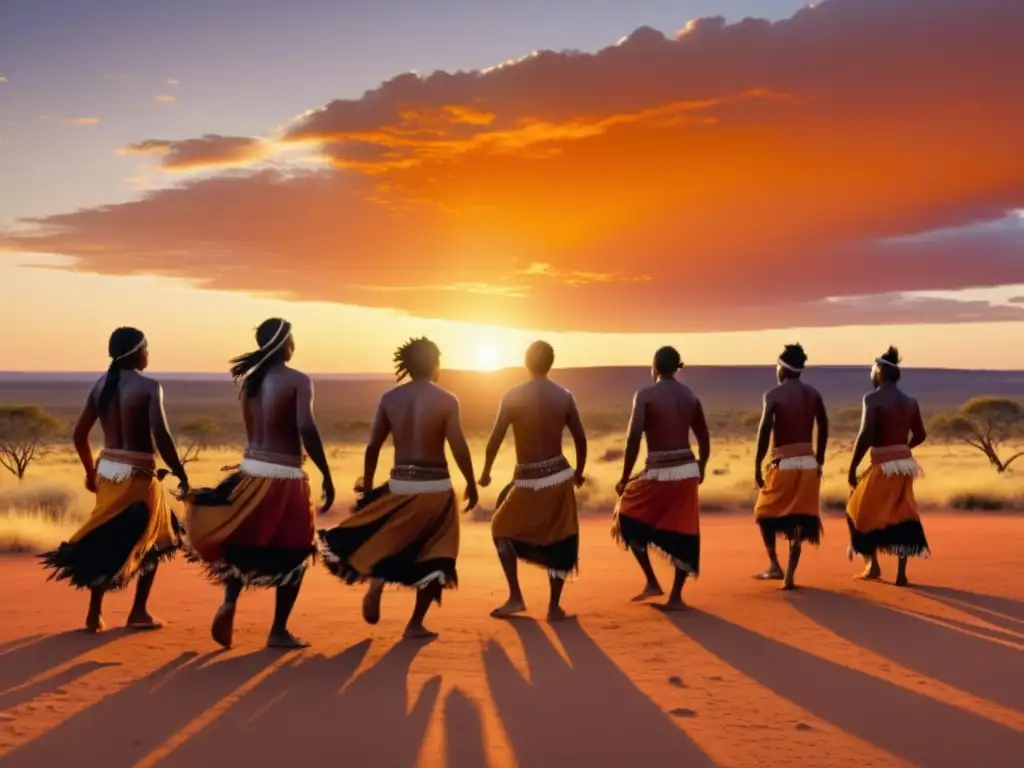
[474,343,501,372]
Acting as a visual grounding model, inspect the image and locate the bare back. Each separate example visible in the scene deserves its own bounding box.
[503,379,577,464]
[92,371,158,452]
[242,365,305,456]
[638,379,703,452]
[864,386,924,447]
[766,380,822,448]
[379,381,458,467]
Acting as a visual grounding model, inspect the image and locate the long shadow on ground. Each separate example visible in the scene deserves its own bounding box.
[484,617,717,766]
[162,639,439,765]
[913,585,1024,633]
[0,630,126,693]
[789,588,1024,711]
[444,687,488,768]
[663,609,1024,767]
[4,649,279,767]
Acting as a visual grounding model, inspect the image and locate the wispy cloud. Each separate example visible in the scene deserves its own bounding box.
[122,176,148,185]
[117,134,267,171]
[166,78,180,86]
[56,117,101,126]
[154,93,177,103]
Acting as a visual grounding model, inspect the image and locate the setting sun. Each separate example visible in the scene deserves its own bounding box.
[474,343,501,372]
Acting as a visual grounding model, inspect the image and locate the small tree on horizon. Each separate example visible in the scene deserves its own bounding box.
[0,404,65,481]
[930,397,1024,473]
[178,415,221,466]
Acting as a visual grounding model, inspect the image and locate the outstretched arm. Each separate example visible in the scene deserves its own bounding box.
[566,394,588,484]
[814,393,830,468]
[479,396,512,484]
[445,399,478,509]
[149,383,189,487]
[297,375,334,510]
[361,400,391,492]
[848,396,874,486]
[618,392,644,487]
[73,382,101,490]
[692,399,711,482]
[908,401,926,449]
[754,394,774,487]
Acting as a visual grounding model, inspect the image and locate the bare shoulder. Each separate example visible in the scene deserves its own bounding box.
[431,383,460,408]
[863,390,881,407]
[675,380,699,402]
[802,381,823,401]
[136,372,163,395]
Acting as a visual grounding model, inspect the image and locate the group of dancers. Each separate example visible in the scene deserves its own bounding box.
[39,319,931,648]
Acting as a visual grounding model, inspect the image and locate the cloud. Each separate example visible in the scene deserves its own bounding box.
[154,93,178,103]
[167,78,180,86]
[117,134,268,171]
[3,0,1024,333]
[0,76,8,84]
[56,117,100,126]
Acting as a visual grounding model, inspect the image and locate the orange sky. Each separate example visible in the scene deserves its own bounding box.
[2,0,1024,371]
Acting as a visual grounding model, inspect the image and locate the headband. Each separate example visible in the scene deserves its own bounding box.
[243,320,291,379]
[874,357,899,368]
[113,337,146,361]
[777,357,804,372]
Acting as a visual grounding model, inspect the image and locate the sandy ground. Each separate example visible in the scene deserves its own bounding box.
[0,512,1022,767]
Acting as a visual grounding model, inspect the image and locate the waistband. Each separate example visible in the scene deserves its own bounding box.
[513,455,574,490]
[389,465,453,494]
[870,445,913,464]
[243,448,304,468]
[96,449,158,482]
[770,442,819,471]
[645,448,695,470]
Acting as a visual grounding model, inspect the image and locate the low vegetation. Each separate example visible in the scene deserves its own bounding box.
[0,404,65,481]
[930,397,1024,474]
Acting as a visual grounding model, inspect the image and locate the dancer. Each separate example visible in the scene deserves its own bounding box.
[318,337,477,641]
[479,341,587,621]
[183,318,334,649]
[752,343,828,589]
[612,346,709,610]
[846,346,930,585]
[40,327,187,632]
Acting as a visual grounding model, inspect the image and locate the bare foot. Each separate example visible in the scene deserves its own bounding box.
[84,614,106,633]
[753,566,785,581]
[211,603,236,649]
[490,599,527,618]
[630,584,664,602]
[403,624,439,641]
[780,582,799,591]
[654,599,688,613]
[267,630,311,649]
[362,587,383,625]
[126,612,165,630]
[854,565,881,581]
[894,575,910,587]
[546,606,569,622]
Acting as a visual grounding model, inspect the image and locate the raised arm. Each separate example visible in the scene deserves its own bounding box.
[566,394,588,485]
[360,398,391,494]
[73,382,101,491]
[445,398,478,509]
[618,392,645,490]
[692,398,711,483]
[908,400,926,449]
[149,383,189,489]
[479,395,512,485]
[814,391,830,469]
[754,393,774,488]
[296,375,334,511]
[848,395,874,487]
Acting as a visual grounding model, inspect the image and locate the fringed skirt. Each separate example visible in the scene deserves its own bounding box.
[847,449,930,558]
[491,456,579,580]
[754,449,823,545]
[183,456,316,588]
[318,468,459,604]
[612,454,701,575]
[39,452,180,590]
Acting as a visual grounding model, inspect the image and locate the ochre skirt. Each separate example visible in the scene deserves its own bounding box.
[491,476,579,578]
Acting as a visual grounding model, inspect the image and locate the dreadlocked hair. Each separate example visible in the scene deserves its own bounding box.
[394,337,441,382]
[877,345,902,383]
[98,327,146,415]
[779,343,808,376]
[230,318,292,399]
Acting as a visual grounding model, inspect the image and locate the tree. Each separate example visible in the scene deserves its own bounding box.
[930,397,1024,473]
[0,405,65,481]
[178,416,221,466]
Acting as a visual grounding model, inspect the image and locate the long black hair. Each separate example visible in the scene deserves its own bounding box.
[230,318,292,398]
[97,327,146,415]
[394,337,440,382]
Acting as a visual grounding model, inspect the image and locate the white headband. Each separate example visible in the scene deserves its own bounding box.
[243,320,291,379]
[777,357,804,372]
[874,357,899,368]
[114,338,146,361]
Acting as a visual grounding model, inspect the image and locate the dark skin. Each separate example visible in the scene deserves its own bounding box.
[357,360,477,641]
[614,366,710,610]
[847,364,926,586]
[478,366,588,621]
[72,341,189,633]
[211,336,335,650]
[753,365,829,588]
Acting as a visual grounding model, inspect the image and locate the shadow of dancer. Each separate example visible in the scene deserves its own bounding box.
[0,660,119,711]
[163,639,440,765]
[484,617,716,766]
[913,585,1024,631]
[4,649,280,767]
[444,687,488,768]
[662,609,1024,768]
[789,588,1024,711]
[0,629,127,693]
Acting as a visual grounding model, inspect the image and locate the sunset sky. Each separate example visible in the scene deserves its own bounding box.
[2,0,1023,372]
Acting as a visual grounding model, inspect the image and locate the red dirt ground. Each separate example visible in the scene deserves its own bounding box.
[1,513,1022,767]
